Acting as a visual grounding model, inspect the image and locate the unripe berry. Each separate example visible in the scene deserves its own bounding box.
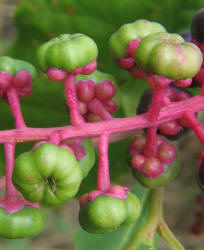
[95,80,115,101]
[131,154,146,170]
[141,157,164,178]
[76,80,95,103]
[157,143,177,163]
[159,120,180,136]
[102,100,118,114]
[130,135,146,153]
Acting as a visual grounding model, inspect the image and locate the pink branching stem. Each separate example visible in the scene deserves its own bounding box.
[6,87,26,128]
[64,74,85,127]
[144,76,169,157]
[4,143,18,200]
[0,94,204,144]
[49,131,60,145]
[97,134,110,192]
[88,99,112,120]
[183,111,204,146]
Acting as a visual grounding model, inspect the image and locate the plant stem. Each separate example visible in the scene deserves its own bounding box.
[4,143,18,200]
[0,94,204,144]
[126,188,164,250]
[183,111,204,146]
[6,87,26,128]
[64,74,85,127]
[158,220,185,250]
[88,99,112,120]
[144,77,168,157]
[97,133,110,192]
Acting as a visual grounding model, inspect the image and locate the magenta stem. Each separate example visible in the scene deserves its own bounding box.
[4,143,18,200]
[97,134,110,192]
[183,111,204,146]
[64,74,85,127]
[144,77,168,157]
[88,99,112,120]
[6,87,26,128]
[0,94,204,144]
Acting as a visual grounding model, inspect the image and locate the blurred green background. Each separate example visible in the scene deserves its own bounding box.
[0,0,204,249]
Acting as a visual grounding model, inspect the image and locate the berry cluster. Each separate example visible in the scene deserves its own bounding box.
[0,8,204,250]
[129,134,179,188]
[76,76,117,122]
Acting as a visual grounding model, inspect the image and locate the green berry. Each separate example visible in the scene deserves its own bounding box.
[135,32,202,79]
[122,192,141,225]
[37,34,98,72]
[109,19,166,59]
[12,143,83,207]
[79,195,127,234]
[0,206,44,239]
[0,56,36,79]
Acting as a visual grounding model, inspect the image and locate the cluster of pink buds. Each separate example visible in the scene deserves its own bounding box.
[76,78,117,122]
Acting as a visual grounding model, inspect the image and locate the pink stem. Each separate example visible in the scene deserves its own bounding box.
[4,143,18,200]
[0,95,204,144]
[88,99,112,120]
[6,87,26,128]
[64,74,85,127]
[97,134,110,192]
[144,77,168,157]
[183,111,204,146]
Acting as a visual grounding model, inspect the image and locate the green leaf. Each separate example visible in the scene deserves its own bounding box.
[73,185,159,250]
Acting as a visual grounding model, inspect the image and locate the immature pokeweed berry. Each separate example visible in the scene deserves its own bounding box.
[79,187,141,233]
[12,143,83,207]
[0,206,45,239]
[37,33,98,73]
[135,32,202,80]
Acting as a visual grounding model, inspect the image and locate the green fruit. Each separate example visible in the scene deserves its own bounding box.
[79,195,127,234]
[135,32,202,80]
[37,33,98,72]
[109,19,166,59]
[0,206,44,239]
[0,56,36,78]
[78,139,95,178]
[13,143,83,207]
[133,156,180,189]
[122,192,141,225]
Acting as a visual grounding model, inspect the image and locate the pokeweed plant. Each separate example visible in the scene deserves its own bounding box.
[1,6,204,250]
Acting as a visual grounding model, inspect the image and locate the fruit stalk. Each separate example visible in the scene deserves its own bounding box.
[144,76,169,157]
[4,143,17,201]
[88,99,112,120]
[6,87,26,128]
[64,74,85,127]
[97,133,110,192]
